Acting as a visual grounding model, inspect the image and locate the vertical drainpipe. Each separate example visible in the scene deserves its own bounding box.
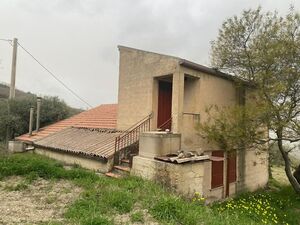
[29,107,34,136]
[36,97,41,132]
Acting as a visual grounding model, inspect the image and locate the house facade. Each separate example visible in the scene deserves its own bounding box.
[13,46,269,201]
[117,46,268,200]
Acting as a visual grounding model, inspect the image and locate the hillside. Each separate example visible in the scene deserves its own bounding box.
[0,83,82,114]
[0,153,299,225]
[0,83,34,99]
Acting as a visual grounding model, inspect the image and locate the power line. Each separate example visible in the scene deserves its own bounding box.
[0,38,12,46]
[17,41,93,108]
[0,38,12,42]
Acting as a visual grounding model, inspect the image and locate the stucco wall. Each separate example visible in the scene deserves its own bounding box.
[117,46,179,130]
[116,46,239,151]
[131,156,205,197]
[35,148,113,173]
[180,67,237,150]
[242,150,269,191]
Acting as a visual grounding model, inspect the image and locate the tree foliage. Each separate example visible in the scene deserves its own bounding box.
[0,96,81,142]
[203,7,300,193]
[198,104,267,153]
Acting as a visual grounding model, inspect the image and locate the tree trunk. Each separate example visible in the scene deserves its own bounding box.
[277,133,300,194]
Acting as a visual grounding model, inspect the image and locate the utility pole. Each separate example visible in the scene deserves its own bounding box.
[5,38,18,148]
[9,38,18,99]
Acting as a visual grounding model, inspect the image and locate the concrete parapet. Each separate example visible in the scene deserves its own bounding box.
[139,132,181,158]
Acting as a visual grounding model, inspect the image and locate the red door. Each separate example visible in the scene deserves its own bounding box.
[157,81,172,130]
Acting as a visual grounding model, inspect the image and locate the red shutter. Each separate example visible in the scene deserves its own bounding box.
[228,153,237,183]
[211,151,224,189]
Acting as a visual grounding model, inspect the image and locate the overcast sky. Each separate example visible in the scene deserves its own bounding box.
[0,0,299,109]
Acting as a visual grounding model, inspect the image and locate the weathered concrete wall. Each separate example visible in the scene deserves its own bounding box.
[131,156,205,197]
[180,67,238,150]
[35,148,113,173]
[117,46,179,130]
[8,141,25,153]
[242,150,269,191]
[181,76,201,150]
[116,46,239,151]
[139,132,181,158]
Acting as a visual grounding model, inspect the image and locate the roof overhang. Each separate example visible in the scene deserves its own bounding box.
[179,59,255,88]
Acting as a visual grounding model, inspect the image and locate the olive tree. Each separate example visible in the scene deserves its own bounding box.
[202,7,300,193]
[0,96,81,142]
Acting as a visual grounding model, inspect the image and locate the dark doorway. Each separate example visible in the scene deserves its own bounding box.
[157,81,172,130]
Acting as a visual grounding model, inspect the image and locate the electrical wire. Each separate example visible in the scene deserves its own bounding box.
[17,41,93,108]
[0,38,12,46]
[0,38,12,42]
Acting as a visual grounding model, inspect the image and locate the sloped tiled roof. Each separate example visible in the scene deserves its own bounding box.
[34,127,121,159]
[16,104,118,143]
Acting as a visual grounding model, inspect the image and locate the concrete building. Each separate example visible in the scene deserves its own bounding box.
[117,46,268,201]
[14,46,269,201]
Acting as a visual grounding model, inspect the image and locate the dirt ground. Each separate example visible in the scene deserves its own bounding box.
[0,176,82,225]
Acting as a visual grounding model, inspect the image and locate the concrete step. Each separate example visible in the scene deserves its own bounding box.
[114,165,131,173]
[121,159,130,164]
[120,159,130,167]
[105,172,122,179]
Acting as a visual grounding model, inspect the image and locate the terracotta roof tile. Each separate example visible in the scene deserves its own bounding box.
[16,104,118,143]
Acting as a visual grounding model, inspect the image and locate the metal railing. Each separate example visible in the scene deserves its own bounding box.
[158,117,172,131]
[114,113,152,155]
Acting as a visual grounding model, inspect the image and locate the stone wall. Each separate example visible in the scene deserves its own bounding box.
[131,156,205,197]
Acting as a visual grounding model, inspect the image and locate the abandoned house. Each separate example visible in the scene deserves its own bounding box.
[13,46,269,201]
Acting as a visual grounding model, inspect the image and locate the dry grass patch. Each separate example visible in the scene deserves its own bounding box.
[0,176,82,225]
[114,203,159,225]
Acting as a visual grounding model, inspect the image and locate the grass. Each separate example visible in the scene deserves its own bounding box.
[130,211,144,223]
[0,153,299,225]
[0,141,7,154]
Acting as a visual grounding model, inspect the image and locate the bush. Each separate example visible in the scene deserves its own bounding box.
[0,96,82,141]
